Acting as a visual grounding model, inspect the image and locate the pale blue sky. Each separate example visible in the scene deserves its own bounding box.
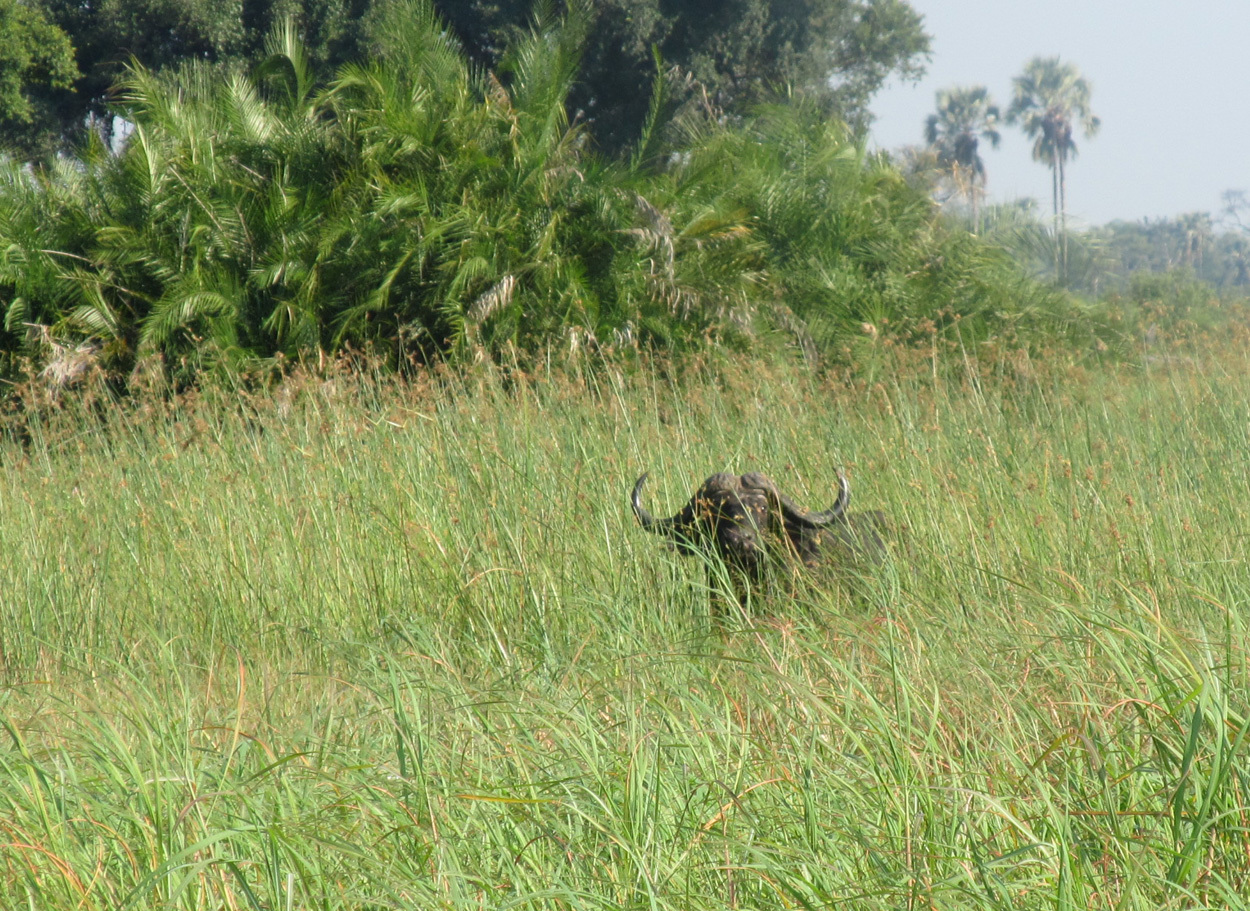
[868,0,1250,226]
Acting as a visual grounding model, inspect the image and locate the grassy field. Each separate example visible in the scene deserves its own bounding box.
[2,345,1250,910]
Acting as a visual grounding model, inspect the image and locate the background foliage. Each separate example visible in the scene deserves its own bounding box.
[1,0,1097,391]
[25,0,930,160]
[4,0,1239,394]
[431,0,930,151]
[0,0,79,159]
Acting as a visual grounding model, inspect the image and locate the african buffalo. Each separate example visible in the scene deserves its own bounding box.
[631,470,886,606]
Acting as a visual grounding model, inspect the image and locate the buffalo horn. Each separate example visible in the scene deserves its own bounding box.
[776,471,849,527]
[631,473,675,534]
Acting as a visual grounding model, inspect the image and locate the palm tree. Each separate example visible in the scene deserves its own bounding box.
[1176,212,1212,270]
[924,85,1001,231]
[1006,56,1100,282]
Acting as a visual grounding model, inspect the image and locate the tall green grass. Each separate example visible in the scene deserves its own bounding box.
[2,347,1249,908]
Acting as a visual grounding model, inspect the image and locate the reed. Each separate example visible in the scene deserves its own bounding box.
[1,346,1248,909]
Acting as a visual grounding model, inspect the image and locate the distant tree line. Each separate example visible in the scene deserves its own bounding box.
[1080,210,1250,293]
[969,196,1250,319]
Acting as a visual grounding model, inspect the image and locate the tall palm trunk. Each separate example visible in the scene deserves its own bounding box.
[1050,161,1060,276]
[965,165,981,234]
[1058,152,1068,283]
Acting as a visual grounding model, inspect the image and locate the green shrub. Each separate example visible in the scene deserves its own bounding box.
[0,1,1101,391]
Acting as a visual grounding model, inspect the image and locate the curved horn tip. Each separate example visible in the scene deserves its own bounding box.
[835,469,850,510]
[631,472,658,529]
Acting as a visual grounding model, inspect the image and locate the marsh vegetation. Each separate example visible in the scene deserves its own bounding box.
[3,342,1250,909]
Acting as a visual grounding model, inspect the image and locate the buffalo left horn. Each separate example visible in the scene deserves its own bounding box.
[631,473,677,535]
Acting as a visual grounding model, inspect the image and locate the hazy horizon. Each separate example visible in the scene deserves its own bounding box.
[869,0,1250,228]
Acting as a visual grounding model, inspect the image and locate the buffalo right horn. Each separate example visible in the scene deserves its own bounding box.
[775,470,849,527]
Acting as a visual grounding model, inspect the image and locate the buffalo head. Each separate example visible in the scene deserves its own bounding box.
[631,470,886,604]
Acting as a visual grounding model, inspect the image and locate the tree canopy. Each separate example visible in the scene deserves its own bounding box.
[1006,56,1099,174]
[434,0,931,151]
[0,0,79,159]
[24,0,930,160]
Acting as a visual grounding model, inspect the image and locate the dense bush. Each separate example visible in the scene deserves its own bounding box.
[0,1,1091,390]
